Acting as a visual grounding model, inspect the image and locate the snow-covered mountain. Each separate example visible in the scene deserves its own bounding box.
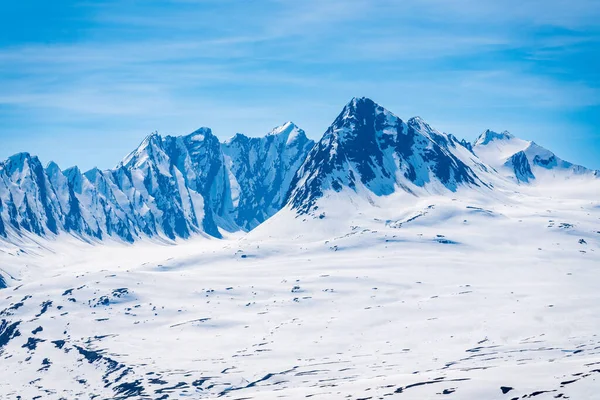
[285,97,493,215]
[0,124,311,243]
[0,152,62,239]
[0,130,229,243]
[222,122,314,229]
[473,129,597,183]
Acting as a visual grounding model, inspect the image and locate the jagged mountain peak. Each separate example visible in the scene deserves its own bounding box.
[2,152,45,179]
[6,151,33,162]
[45,161,61,174]
[474,129,515,146]
[221,122,315,230]
[473,131,596,182]
[328,98,454,151]
[180,127,213,143]
[407,116,440,137]
[83,167,104,182]
[326,97,400,145]
[347,96,375,108]
[140,130,163,147]
[285,98,487,214]
[407,116,426,124]
[225,122,309,149]
[63,166,84,191]
[268,121,308,146]
[406,116,443,135]
[224,132,248,144]
[4,151,35,168]
[121,125,220,167]
[338,96,385,122]
[268,121,298,135]
[119,131,164,169]
[121,128,219,169]
[63,165,81,178]
[1,97,597,246]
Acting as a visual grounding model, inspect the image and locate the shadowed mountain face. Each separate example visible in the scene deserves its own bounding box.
[505,151,535,183]
[285,97,487,214]
[0,123,313,242]
[0,130,231,242]
[114,128,231,239]
[0,153,61,238]
[223,122,314,230]
[0,97,596,243]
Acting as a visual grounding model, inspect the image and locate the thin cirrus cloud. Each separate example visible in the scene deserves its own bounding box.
[0,0,598,171]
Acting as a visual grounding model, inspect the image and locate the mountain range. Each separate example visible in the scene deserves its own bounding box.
[0,97,597,244]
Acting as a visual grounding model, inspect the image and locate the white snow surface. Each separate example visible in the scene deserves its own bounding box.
[1,177,599,399]
[473,130,596,183]
[473,131,530,168]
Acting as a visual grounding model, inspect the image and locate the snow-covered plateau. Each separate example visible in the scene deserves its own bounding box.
[0,98,599,399]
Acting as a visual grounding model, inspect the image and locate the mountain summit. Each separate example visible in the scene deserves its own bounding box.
[473,129,595,183]
[222,122,314,229]
[285,97,489,214]
[474,129,515,146]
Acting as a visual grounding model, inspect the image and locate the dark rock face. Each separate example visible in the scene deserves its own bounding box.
[0,130,232,242]
[0,153,60,237]
[0,197,5,238]
[474,130,598,182]
[223,123,314,230]
[105,128,231,239]
[286,97,486,214]
[505,151,535,183]
[0,123,311,242]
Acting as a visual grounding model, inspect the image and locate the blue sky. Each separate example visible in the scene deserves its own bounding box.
[1,0,599,170]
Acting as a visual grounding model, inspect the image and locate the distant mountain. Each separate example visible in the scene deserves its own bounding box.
[0,153,61,238]
[473,129,597,183]
[115,128,233,239]
[0,130,232,243]
[285,97,491,214]
[0,124,310,243]
[223,122,314,229]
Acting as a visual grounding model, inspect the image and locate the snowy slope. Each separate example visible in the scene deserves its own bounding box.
[0,177,599,399]
[473,129,598,183]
